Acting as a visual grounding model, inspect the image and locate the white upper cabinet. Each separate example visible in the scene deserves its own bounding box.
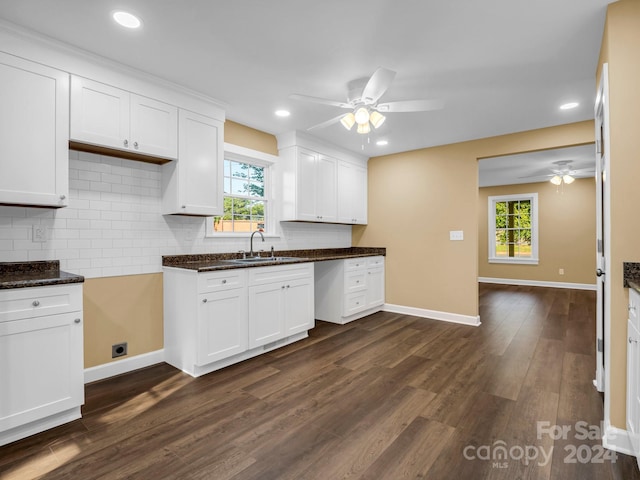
[162,109,223,216]
[70,76,178,160]
[337,160,367,225]
[0,52,69,207]
[287,148,337,223]
[277,131,368,225]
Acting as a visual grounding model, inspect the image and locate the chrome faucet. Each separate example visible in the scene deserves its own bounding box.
[249,230,265,258]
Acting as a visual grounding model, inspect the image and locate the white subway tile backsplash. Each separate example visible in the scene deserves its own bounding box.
[2,152,352,278]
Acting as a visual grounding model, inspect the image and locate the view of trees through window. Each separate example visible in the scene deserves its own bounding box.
[495,199,532,258]
[213,159,266,233]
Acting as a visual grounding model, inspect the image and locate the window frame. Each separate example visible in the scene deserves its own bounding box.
[206,143,278,238]
[488,192,539,265]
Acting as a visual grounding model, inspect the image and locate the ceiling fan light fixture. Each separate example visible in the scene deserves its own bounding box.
[563,174,575,184]
[369,110,386,129]
[550,175,562,186]
[340,112,356,130]
[357,122,371,134]
[354,107,370,125]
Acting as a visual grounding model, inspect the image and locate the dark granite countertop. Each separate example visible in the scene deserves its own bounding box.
[624,262,640,293]
[0,261,85,289]
[163,247,386,272]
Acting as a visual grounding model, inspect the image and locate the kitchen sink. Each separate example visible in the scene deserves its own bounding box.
[222,256,306,264]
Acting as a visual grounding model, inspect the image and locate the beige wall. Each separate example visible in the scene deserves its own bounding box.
[84,274,163,368]
[353,121,594,318]
[478,178,596,285]
[84,121,278,369]
[598,0,640,429]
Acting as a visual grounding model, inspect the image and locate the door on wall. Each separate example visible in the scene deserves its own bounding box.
[594,64,610,394]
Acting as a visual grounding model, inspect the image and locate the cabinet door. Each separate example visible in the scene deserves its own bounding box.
[337,161,367,224]
[70,76,130,152]
[197,288,247,365]
[366,267,385,308]
[248,283,284,348]
[172,110,223,215]
[0,312,83,433]
[284,278,314,336]
[628,319,640,457]
[130,94,178,159]
[316,155,337,222]
[296,148,318,221]
[0,53,69,207]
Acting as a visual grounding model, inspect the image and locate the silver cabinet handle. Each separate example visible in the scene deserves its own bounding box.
[287,285,290,288]
[60,195,66,200]
[124,139,129,147]
[630,337,638,344]
[74,318,81,324]
[133,141,139,149]
[221,279,227,284]
[32,300,40,307]
[630,305,637,312]
[202,298,208,303]
[281,285,285,289]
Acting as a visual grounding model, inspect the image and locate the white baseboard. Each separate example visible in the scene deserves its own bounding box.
[478,277,597,291]
[603,423,635,456]
[84,349,165,384]
[383,303,481,327]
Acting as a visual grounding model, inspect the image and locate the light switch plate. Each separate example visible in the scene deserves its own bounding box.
[449,230,464,241]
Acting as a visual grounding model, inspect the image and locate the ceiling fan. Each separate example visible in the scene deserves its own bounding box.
[519,160,595,185]
[290,67,444,134]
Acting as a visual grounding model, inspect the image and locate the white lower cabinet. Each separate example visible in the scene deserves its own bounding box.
[248,263,314,348]
[0,284,84,447]
[163,263,314,377]
[627,288,640,460]
[315,256,385,324]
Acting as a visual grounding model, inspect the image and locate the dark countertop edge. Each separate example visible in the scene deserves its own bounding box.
[163,247,386,272]
[0,271,85,289]
[623,262,640,291]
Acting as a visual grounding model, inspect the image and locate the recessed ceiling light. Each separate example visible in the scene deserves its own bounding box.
[275,110,290,117]
[112,11,142,29]
[560,102,579,110]
[376,140,388,146]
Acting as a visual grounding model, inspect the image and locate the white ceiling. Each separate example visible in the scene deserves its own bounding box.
[0,0,610,157]
[478,144,595,187]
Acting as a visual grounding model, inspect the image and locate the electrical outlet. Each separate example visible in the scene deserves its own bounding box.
[449,230,464,241]
[32,225,47,243]
[559,268,565,275]
[112,342,128,358]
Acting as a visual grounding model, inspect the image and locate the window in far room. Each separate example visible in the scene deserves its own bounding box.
[488,193,538,265]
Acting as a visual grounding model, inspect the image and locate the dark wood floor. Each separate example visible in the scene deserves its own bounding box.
[2,284,639,479]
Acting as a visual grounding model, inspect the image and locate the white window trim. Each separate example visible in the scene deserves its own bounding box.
[488,192,539,265]
[206,143,280,238]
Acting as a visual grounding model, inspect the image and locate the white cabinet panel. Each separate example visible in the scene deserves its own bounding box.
[316,155,337,222]
[0,312,83,433]
[296,148,317,221]
[366,267,385,309]
[162,110,223,215]
[248,282,284,348]
[197,288,247,365]
[0,52,69,207]
[70,76,129,150]
[70,76,178,160]
[131,94,178,159]
[337,160,367,224]
[284,278,314,336]
[628,289,640,459]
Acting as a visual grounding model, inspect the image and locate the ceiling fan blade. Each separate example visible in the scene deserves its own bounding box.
[289,94,351,109]
[306,114,346,131]
[376,99,445,113]
[361,67,396,104]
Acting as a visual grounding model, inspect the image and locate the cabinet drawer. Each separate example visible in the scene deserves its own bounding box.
[344,292,367,316]
[248,263,313,286]
[345,258,367,272]
[0,285,82,322]
[198,269,246,293]
[366,256,385,268]
[345,271,366,294]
